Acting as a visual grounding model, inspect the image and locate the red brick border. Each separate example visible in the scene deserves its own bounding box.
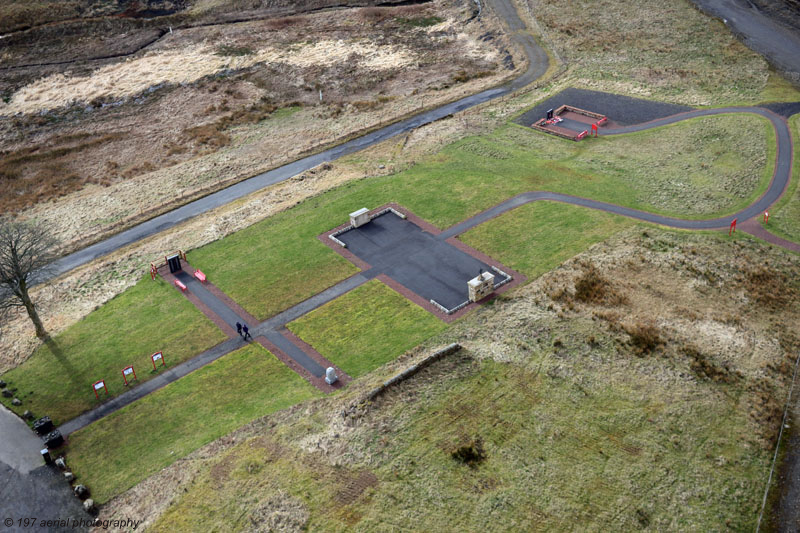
[318,203,526,323]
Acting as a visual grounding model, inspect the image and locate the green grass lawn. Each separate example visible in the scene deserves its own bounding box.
[0,277,226,425]
[287,281,447,378]
[65,343,319,503]
[762,114,800,245]
[460,201,635,279]
[191,114,773,322]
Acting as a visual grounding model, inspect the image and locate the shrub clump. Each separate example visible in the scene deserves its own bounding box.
[624,321,662,355]
[451,437,486,467]
[744,267,797,310]
[573,263,628,306]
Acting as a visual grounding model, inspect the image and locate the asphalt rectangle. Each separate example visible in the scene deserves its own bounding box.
[338,213,498,310]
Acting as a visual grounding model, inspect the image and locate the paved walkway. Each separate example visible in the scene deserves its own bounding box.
[443,107,794,235]
[59,271,365,435]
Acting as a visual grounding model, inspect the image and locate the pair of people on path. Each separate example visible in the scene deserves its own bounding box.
[236,321,252,340]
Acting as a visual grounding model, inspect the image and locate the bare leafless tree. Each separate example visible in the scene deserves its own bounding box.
[0,217,57,339]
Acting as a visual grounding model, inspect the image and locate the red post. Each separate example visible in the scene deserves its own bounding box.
[764,211,769,224]
[93,380,108,399]
[151,351,165,371]
[122,365,136,386]
[729,218,737,236]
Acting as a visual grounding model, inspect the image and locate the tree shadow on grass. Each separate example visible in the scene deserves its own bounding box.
[43,338,86,389]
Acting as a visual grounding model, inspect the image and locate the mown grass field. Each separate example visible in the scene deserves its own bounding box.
[460,201,635,278]
[763,115,800,245]
[0,278,226,425]
[65,343,320,503]
[191,113,773,320]
[0,110,776,427]
[287,280,447,378]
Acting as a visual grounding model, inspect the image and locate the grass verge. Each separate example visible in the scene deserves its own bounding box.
[0,277,226,424]
[460,201,634,279]
[287,280,447,378]
[65,343,319,503]
[762,114,800,243]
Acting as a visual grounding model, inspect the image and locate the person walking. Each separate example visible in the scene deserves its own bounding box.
[236,322,243,337]
[242,324,252,340]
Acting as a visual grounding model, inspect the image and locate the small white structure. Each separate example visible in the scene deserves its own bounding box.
[350,208,370,228]
[325,367,338,385]
[468,271,495,302]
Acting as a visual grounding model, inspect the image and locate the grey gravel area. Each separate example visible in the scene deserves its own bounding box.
[514,88,693,127]
[0,462,88,533]
[761,101,800,118]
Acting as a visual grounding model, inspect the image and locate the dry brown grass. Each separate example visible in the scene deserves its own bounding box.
[0,133,123,211]
[682,344,739,383]
[552,262,629,308]
[623,320,663,355]
[744,266,798,310]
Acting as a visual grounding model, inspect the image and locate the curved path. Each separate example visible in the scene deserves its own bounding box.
[443,107,795,236]
[37,0,548,286]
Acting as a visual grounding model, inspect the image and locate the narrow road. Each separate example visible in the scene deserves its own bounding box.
[690,0,800,80]
[38,0,549,286]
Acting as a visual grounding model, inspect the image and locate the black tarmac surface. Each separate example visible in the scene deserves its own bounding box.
[0,463,89,533]
[514,88,693,127]
[339,214,497,310]
[762,101,800,118]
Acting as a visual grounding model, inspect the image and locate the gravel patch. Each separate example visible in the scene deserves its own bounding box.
[761,101,800,118]
[514,88,693,127]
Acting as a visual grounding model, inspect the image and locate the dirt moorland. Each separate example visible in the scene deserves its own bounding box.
[95,228,800,530]
[0,0,518,244]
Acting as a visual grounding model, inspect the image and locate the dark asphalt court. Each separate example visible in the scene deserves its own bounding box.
[514,88,693,127]
[338,213,500,310]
